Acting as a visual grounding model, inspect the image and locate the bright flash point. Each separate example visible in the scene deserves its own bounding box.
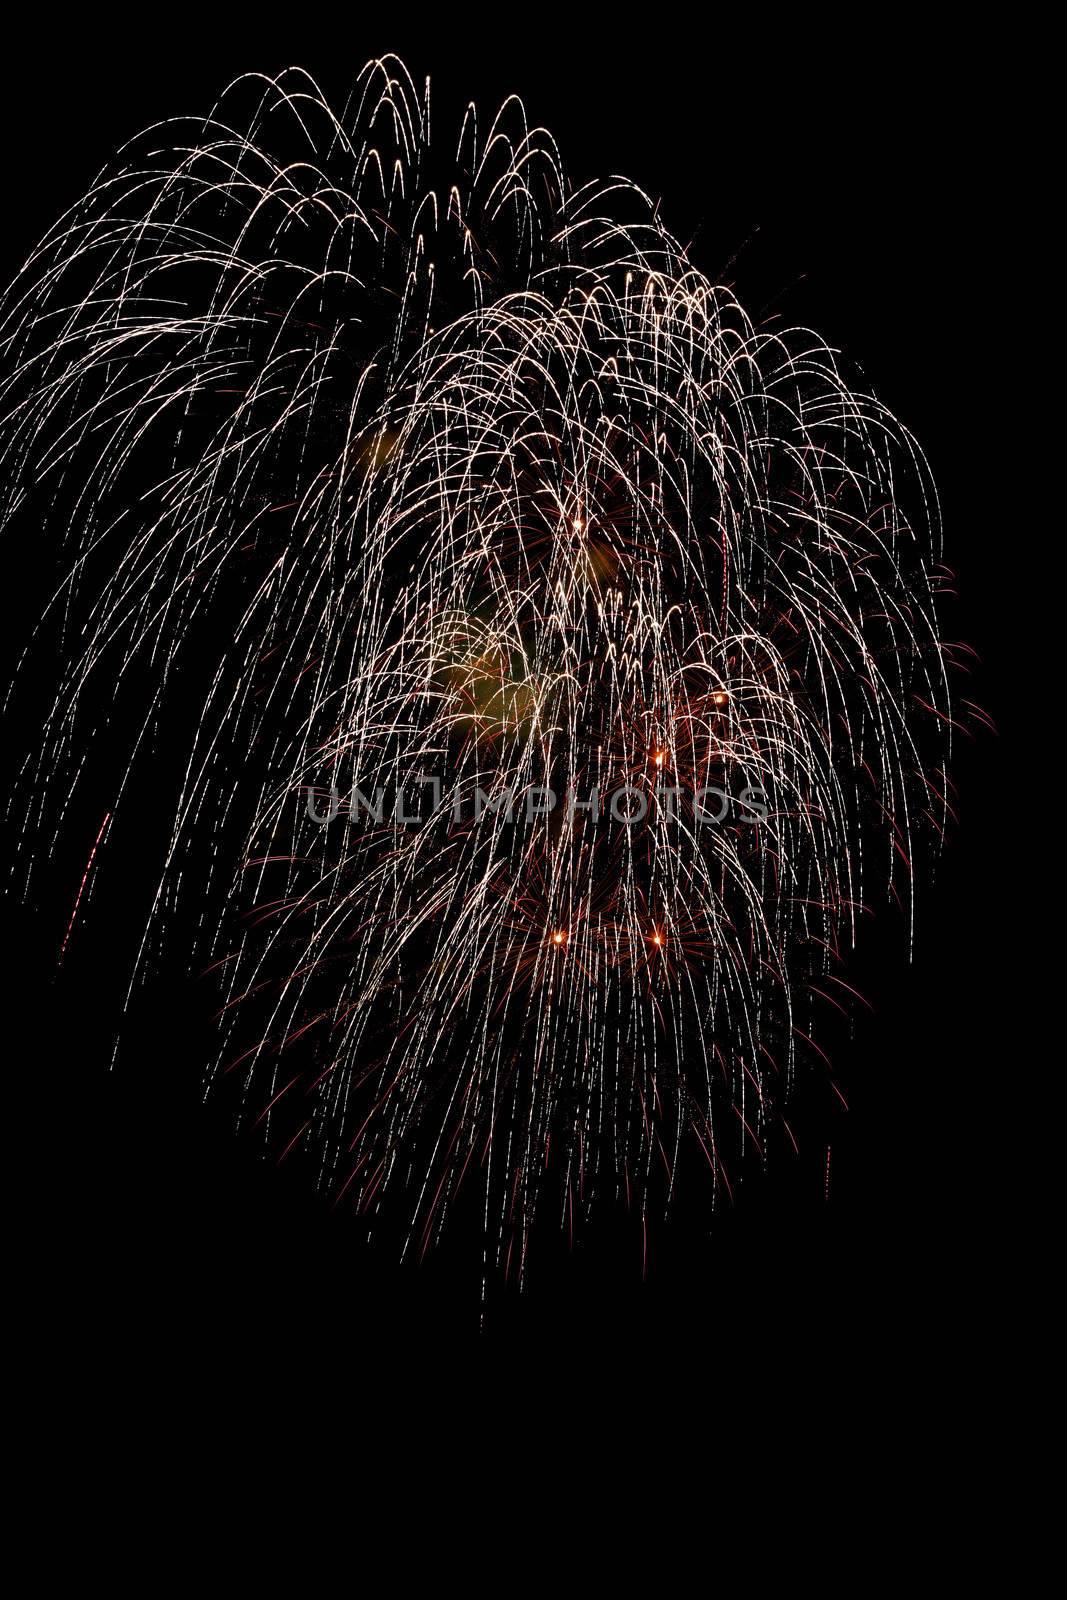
[551,930,567,946]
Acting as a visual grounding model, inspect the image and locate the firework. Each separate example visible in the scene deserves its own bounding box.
[0,60,956,1285]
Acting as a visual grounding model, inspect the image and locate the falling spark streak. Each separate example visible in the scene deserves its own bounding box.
[1,60,957,1284]
[60,812,112,961]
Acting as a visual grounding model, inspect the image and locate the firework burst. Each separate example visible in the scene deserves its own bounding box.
[1,60,957,1285]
